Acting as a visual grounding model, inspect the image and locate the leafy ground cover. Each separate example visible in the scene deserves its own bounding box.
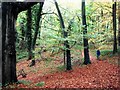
[6,51,120,89]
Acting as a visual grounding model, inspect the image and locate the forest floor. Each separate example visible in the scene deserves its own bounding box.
[8,51,120,89]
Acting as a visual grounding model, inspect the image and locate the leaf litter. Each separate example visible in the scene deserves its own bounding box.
[14,53,120,89]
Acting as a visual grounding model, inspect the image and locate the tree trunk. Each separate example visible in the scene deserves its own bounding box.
[2,3,7,85]
[81,0,91,65]
[21,23,25,41]
[32,2,44,50]
[112,2,117,54]
[54,0,72,70]
[65,41,72,70]
[2,3,17,85]
[26,7,33,60]
[1,2,37,86]
[118,2,120,47]
[0,2,2,85]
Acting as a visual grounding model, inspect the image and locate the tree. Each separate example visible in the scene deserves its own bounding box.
[21,22,25,41]
[81,0,91,65]
[0,2,2,85]
[54,0,72,70]
[32,2,44,50]
[2,2,37,86]
[112,2,117,54]
[26,7,33,60]
[118,2,120,47]
[2,2,18,86]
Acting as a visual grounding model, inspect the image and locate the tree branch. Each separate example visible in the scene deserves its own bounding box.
[41,12,58,17]
[12,2,38,14]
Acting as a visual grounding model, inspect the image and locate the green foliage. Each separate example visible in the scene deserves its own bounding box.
[29,68,38,73]
[18,80,31,85]
[100,49,113,57]
[85,2,113,48]
[57,65,65,71]
[118,47,120,54]
[35,81,45,87]
[45,58,53,67]
[16,2,115,63]
[16,50,28,62]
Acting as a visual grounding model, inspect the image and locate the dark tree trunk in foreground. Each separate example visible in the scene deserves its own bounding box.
[2,3,7,86]
[2,3,18,85]
[26,7,33,60]
[118,2,120,47]
[32,2,44,50]
[2,2,37,86]
[0,2,2,85]
[54,0,72,70]
[81,0,91,65]
[112,2,117,54]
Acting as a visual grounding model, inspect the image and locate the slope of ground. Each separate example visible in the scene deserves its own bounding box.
[7,52,120,89]
[15,56,120,89]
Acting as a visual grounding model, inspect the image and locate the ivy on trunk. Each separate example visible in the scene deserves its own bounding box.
[26,7,33,60]
[32,2,44,50]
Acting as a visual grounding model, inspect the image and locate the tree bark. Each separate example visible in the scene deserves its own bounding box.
[2,3,7,86]
[13,2,38,14]
[32,2,44,50]
[0,2,2,85]
[54,0,72,70]
[1,2,37,86]
[118,2,120,47]
[2,3,17,85]
[81,0,91,65]
[26,7,32,60]
[112,2,117,54]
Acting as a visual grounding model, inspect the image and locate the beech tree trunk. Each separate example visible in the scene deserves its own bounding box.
[112,2,117,54]
[0,2,2,85]
[54,0,72,70]
[82,0,91,65]
[118,2,120,47]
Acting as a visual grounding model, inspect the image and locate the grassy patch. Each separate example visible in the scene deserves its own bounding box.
[57,65,65,71]
[18,80,31,85]
[45,58,53,67]
[29,68,38,73]
[118,47,120,54]
[16,50,28,62]
[100,49,113,57]
[34,81,45,87]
